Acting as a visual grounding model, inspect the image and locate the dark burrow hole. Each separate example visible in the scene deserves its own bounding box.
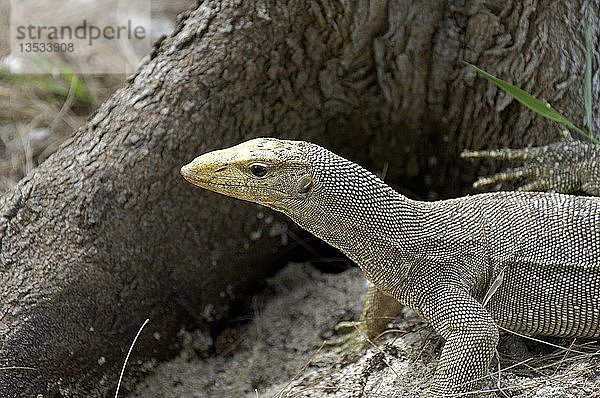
[198,228,353,356]
[280,229,353,274]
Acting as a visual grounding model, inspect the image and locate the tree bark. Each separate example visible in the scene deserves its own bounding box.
[0,0,597,396]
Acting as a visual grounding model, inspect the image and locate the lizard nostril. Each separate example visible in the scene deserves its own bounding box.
[214,167,226,173]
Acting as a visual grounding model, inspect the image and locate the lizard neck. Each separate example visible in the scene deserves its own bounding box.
[282,145,424,288]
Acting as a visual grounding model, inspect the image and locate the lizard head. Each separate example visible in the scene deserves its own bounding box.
[181,137,315,212]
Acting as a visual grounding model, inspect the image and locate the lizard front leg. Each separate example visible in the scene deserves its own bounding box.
[414,286,498,396]
[462,139,600,195]
[327,282,403,353]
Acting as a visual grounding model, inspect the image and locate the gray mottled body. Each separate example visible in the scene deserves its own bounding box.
[299,143,600,333]
[181,138,600,396]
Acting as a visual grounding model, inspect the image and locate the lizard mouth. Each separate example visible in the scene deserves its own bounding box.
[180,163,212,187]
[180,164,289,197]
[180,165,240,190]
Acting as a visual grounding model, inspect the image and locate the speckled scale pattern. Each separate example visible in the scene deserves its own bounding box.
[278,141,600,395]
[462,140,600,195]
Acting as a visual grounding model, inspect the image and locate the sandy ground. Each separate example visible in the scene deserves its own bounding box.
[126,263,600,398]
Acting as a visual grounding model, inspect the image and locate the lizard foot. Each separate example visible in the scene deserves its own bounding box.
[323,320,371,355]
[461,139,600,195]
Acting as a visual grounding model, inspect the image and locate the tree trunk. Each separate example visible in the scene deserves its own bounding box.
[0,0,596,396]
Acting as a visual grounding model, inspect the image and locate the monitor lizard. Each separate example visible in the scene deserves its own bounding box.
[180,137,600,396]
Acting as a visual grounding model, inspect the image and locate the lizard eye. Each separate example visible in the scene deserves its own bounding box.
[250,163,267,177]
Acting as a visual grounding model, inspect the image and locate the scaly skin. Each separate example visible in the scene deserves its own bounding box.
[462,139,600,195]
[181,138,600,396]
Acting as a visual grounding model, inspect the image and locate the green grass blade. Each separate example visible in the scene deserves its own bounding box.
[465,62,599,144]
[584,25,594,138]
[465,62,571,124]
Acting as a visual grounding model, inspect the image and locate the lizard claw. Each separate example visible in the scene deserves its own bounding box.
[461,140,600,195]
[334,320,362,333]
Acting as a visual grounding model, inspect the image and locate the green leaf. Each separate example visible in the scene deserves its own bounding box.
[464,62,599,144]
[465,62,570,124]
[584,24,594,138]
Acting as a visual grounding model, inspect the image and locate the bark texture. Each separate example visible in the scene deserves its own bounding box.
[0,0,597,396]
